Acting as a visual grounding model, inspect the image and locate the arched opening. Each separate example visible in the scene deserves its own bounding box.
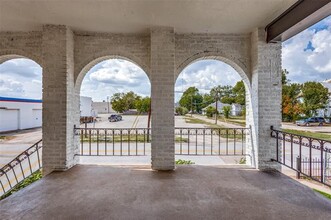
[0,57,43,195]
[75,58,151,165]
[174,58,251,166]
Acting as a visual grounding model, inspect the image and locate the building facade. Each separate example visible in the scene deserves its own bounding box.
[0,97,42,132]
[2,0,323,174]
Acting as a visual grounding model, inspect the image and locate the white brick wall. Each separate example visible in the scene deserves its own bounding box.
[150,27,176,170]
[247,28,282,170]
[0,31,42,64]
[74,32,151,89]
[0,25,282,173]
[41,25,78,175]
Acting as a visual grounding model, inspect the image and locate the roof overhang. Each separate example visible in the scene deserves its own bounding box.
[0,0,297,35]
[265,0,331,43]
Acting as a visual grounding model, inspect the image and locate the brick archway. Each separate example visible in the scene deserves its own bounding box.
[74,54,150,93]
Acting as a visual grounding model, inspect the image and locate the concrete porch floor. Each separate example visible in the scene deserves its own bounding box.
[1,165,331,220]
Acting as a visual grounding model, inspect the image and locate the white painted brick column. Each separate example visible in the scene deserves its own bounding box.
[247,28,282,170]
[42,25,78,175]
[150,27,175,170]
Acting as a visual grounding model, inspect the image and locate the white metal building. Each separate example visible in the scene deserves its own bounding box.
[80,96,92,117]
[0,97,42,132]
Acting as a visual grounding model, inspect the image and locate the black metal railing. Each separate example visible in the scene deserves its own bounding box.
[76,128,151,156]
[76,127,249,157]
[270,126,331,187]
[175,127,249,156]
[0,140,42,197]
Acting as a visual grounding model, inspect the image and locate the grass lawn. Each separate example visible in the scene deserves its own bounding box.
[184,117,246,140]
[0,135,14,141]
[185,117,225,128]
[313,189,331,200]
[217,116,246,127]
[282,129,331,141]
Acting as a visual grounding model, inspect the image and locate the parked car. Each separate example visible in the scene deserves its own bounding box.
[296,117,325,126]
[116,115,122,121]
[108,114,122,122]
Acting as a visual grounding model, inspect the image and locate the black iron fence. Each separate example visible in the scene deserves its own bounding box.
[76,128,151,156]
[0,140,42,197]
[76,127,249,156]
[270,126,331,187]
[175,127,249,156]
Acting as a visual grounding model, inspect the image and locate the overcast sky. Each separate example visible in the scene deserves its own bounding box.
[0,16,330,102]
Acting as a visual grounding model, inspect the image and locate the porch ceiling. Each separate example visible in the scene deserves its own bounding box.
[0,0,297,33]
[1,165,330,219]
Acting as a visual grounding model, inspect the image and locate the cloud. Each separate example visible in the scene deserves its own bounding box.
[175,59,242,101]
[282,15,331,83]
[0,58,41,78]
[0,58,42,99]
[0,78,24,95]
[80,59,151,101]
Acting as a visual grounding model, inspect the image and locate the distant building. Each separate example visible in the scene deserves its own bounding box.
[317,80,331,117]
[231,103,243,116]
[92,101,114,114]
[0,97,42,132]
[80,96,93,117]
[202,102,243,116]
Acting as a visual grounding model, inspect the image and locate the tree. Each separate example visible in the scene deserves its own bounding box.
[301,82,329,117]
[232,81,245,105]
[202,93,214,109]
[179,87,203,113]
[282,69,290,85]
[281,69,304,121]
[210,85,235,104]
[282,83,302,121]
[136,97,150,113]
[110,91,141,113]
[110,93,127,113]
[222,106,231,119]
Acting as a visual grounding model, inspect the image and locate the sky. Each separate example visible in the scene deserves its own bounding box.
[0,15,330,101]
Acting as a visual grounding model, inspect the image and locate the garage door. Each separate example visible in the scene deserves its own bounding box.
[0,109,19,132]
[32,109,42,128]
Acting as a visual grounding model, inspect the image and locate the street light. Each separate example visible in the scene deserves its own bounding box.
[212,86,223,124]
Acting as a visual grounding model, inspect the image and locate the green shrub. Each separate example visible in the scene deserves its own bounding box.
[206,106,216,118]
[176,106,189,115]
[239,157,246,164]
[0,170,42,200]
[223,106,231,119]
[175,159,195,165]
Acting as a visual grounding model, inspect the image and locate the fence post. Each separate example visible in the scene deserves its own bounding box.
[296,156,301,179]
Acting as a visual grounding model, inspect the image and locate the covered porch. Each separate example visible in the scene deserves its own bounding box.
[1,165,331,219]
[1,0,331,218]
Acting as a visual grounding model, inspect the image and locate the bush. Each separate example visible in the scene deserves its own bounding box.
[0,170,42,200]
[206,106,216,118]
[176,106,189,115]
[175,159,195,164]
[223,106,231,119]
[239,157,246,164]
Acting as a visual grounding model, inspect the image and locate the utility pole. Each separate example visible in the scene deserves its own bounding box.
[215,95,218,124]
[107,96,110,113]
[191,95,193,117]
[147,101,151,142]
